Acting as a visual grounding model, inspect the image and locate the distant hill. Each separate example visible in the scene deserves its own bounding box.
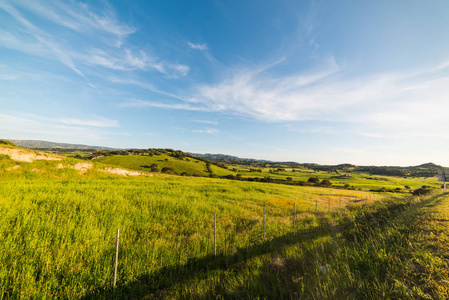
[192,153,275,164]
[8,140,117,150]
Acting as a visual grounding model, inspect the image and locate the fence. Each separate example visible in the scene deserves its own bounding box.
[0,193,382,297]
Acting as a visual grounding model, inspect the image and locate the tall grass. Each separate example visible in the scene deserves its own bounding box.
[0,176,380,299]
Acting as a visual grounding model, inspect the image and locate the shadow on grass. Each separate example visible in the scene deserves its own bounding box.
[80,213,335,299]
[80,193,447,299]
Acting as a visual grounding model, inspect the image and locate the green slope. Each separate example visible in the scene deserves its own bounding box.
[95,154,236,177]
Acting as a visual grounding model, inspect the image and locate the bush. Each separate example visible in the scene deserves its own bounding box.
[150,163,159,172]
[308,177,320,184]
[161,167,175,174]
[320,179,331,187]
[412,187,431,196]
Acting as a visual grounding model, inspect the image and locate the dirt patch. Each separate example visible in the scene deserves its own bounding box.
[0,147,61,162]
[6,165,20,171]
[73,162,93,172]
[101,167,152,176]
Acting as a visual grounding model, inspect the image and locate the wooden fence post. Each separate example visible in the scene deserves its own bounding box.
[293,203,296,228]
[263,205,266,239]
[214,214,217,258]
[113,228,120,287]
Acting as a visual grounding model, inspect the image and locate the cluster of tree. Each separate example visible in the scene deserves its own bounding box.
[299,163,355,173]
[199,153,442,179]
[205,163,214,177]
[268,168,287,173]
[356,165,439,178]
[218,175,334,188]
[89,148,165,158]
[85,148,230,172]
[307,177,332,187]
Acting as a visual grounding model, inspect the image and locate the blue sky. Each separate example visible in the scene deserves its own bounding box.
[1,0,449,166]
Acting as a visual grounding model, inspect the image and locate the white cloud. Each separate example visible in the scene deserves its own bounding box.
[0,113,116,143]
[120,99,209,111]
[187,42,208,51]
[192,128,220,134]
[8,0,136,46]
[192,120,219,125]
[0,0,189,81]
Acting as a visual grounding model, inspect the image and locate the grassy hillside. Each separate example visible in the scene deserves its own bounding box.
[1,142,447,298]
[0,175,380,299]
[95,154,236,177]
[0,144,150,181]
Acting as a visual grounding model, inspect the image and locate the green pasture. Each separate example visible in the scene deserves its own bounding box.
[0,174,383,299]
[229,165,440,193]
[95,154,235,177]
[1,144,447,299]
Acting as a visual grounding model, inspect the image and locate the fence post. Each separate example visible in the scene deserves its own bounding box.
[315,199,318,213]
[263,205,266,239]
[214,214,217,258]
[293,203,296,228]
[113,228,120,287]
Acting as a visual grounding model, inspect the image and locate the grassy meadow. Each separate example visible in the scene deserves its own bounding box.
[0,143,447,299]
[95,154,235,177]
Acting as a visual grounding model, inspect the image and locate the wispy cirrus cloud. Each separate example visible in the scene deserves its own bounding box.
[122,54,449,141]
[0,0,189,82]
[8,0,136,47]
[192,119,219,126]
[187,42,208,51]
[192,128,220,134]
[0,113,120,143]
[120,99,209,112]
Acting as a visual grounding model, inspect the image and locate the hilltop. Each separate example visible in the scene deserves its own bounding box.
[8,139,117,150]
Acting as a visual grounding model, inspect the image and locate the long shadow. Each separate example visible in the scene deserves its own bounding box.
[80,194,448,299]
[80,213,336,299]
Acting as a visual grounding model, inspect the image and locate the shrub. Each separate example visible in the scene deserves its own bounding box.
[320,179,331,187]
[308,177,320,184]
[412,187,431,196]
[161,167,175,174]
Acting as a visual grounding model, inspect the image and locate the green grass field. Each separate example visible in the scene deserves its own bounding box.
[1,144,448,299]
[95,154,235,177]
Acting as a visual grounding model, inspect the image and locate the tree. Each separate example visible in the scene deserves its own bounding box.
[308,177,320,184]
[150,163,159,172]
[320,179,331,187]
[161,167,175,174]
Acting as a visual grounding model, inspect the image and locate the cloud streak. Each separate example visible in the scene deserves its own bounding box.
[0,113,120,143]
[188,42,208,51]
[0,0,189,82]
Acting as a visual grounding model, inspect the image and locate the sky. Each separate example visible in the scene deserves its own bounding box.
[1,0,449,166]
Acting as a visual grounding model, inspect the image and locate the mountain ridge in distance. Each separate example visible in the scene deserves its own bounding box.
[8,139,118,151]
